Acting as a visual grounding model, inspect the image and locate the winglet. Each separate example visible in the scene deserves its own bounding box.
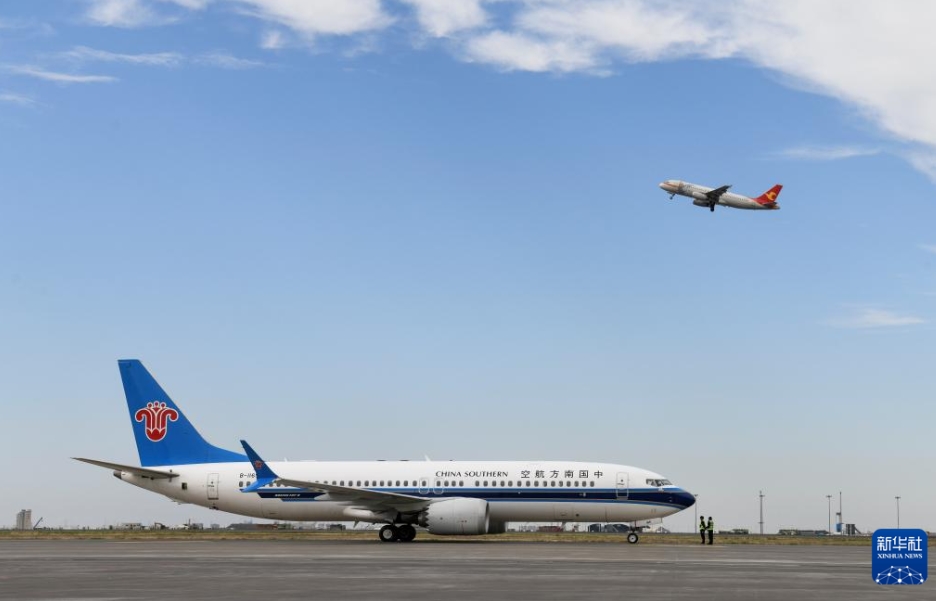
[239,440,279,492]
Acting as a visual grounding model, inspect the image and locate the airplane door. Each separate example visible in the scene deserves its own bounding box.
[615,472,629,499]
[207,473,219,500]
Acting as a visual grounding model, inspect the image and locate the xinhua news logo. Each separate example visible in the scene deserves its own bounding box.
[872,529,927,585]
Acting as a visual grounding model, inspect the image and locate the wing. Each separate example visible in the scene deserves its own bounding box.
[73,457,179,480]
[705,185,731,200]
[238,440,431,513]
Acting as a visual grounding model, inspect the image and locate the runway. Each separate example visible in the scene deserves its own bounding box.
[0,540,913,600]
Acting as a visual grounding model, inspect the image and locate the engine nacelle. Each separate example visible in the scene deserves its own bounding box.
[692,199,710,207]
[419,498,490,535]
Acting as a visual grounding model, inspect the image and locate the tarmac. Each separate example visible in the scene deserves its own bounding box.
[0,539,927,600]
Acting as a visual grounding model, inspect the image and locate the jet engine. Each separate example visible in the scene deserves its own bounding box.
[692,199,710,207]
[419,498,490,535]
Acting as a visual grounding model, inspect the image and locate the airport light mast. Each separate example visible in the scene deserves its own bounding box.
[826,495,832,535]
[758,490,765,535]
[895,496,901,529]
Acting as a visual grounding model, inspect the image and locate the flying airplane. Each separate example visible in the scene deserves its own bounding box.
[76,360,696,543]
[659,180,782,212]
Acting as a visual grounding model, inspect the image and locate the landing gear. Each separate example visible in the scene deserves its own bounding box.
[627,532,639,544]
[379,525,398,542]
[709,203,716,212]
[378,524,417,543]
[669,193,675,200]
[397,524,417,542]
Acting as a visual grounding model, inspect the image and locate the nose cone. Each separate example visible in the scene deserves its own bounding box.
[672,489,696,509]
[658,181,669,190]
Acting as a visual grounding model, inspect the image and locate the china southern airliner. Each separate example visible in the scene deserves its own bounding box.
[659,180,782,212]
[76,360,695,543]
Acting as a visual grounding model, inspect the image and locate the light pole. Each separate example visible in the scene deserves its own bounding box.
[758,490,765,535]
[895,496,901,529]
[826,495,832,534]
[693,494,698,533]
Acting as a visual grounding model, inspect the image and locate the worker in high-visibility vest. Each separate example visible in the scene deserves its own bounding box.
[707,516,714,545]
[699,516,707,544]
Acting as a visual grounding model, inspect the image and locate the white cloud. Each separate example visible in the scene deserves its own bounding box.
[61,46,184,67]
[6,66,117,84]
[775,146,881,161]
[63,1,936,183]
[230,0,392,36]
[919,244,936,254]
[828,308,925,329]
[0,92,37,106]
[402,0,487,37]
[465,31,600,74]
[85,0,173,28]
[194,52,265,69]
[260,30,287,50]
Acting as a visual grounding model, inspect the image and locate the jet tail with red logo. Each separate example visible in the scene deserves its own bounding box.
[753,184,782,208]
[119,359,246,467]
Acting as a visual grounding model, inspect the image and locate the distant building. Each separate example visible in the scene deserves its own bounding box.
[15,509,32,530]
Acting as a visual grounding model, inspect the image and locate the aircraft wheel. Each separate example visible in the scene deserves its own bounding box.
[397,524,417,542]
[379,525,399,542]
[627,532,639,544]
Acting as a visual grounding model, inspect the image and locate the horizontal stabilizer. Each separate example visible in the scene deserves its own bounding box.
[73,457,178,479]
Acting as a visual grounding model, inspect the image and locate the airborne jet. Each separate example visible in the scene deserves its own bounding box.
[659,180,782,212]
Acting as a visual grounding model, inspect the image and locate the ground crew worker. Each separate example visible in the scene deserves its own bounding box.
[699,516,706,544]
[707,516,714,545]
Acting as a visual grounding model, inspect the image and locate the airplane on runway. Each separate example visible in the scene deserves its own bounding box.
[76,360,695,543]
[659,180,782,212]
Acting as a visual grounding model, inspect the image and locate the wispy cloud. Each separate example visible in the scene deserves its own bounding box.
[401,0,486,37]
[193,52,265,69]
[919,244,936,254]
[6,66,117,84]
[60,46,184,67]
[775,145,881,161]
[827,307,925,329]
[85,0,175,28]
[260,30,285,50]
[0,92,37,106]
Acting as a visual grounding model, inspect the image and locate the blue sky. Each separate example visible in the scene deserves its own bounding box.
[1,1,934,533]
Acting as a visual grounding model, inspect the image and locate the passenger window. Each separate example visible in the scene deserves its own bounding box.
[380,480,385,486]
[500,480,505,487]
[444,480,449,486]
[364,480,369,486]
[526,481,531,487]
[340,481,344,486]
[590,481,595,487]
[534,481,539,487]
[239,481,243,488]
[508,481,513,487]
[459,480,464,487]
[483,480,488,487]
[182,482,188,490]
[403,480,408,486]
[357,481,361,486]
[475,480,480,486]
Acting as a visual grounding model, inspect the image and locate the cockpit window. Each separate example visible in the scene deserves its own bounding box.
[646,478,672,487]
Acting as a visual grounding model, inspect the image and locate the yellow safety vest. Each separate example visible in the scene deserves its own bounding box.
[707,520,714,531]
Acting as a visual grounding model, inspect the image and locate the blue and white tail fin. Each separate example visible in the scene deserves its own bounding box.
[119,359,246,467]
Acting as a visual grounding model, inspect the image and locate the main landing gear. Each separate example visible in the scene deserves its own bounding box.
[626,532,639,544]
[378,524,417,543]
